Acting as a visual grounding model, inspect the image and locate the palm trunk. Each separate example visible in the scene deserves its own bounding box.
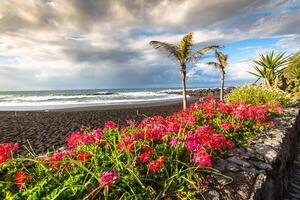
[220,70,225,101]
[181,65,187,109]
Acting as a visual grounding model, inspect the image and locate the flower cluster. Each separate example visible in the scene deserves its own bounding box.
[66,128,103,148]
[99,169,118,188]
[0,143,19,164]
[15,170,27,189]
[0,97,283,199]
[149,156,167,172]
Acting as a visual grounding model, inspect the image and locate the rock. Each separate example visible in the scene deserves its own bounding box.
[254,143,278,163]
[237,189,249,200]
[250,173,267,200]
[250,160,272,171]
[227,157,252,168]
[227,148,246,156]
[241,167,260,176]
[204,190,220,200]
[226,162,241,172]
[211,174,231,186]
[215,159,228,171]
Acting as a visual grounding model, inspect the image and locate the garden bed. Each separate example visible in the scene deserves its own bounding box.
[0,97,298,199]
[204,105,300,200]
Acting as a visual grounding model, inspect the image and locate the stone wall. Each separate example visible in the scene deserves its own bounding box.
[203,106,300,200]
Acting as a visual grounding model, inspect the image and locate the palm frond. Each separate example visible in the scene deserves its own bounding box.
[206,61,219,69]
[187,45,223,62]
[149,41,180,61]
[179,32,193,61]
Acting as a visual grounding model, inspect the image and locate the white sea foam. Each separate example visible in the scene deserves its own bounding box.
[0,89,185,111]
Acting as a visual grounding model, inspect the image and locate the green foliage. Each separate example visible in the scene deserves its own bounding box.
[285,79,300,98]
[225,85,292,107]
[249,51,289,88]
[0,98,283,199]
[206,50,228,100]
[149,32,222,108]
[285,51,300,80]
[207,51,228,71]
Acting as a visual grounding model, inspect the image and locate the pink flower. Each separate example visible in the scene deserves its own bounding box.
[139,148,152,163]
[118,134,135,152]
[99,169,118,187]
[66,131,84,148]
[192,150,212,167]
[92,128,103,139]
[50,151,64,162]
[83,135,95,144]
[168,138,180,147]
[104,121,116,130]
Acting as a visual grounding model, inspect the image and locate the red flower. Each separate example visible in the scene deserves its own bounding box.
[117,134,135,152]
[99,169,118,187]
[219,121,234,131]
[77,152,90,162]
[66,131,85,148]
[0,154,7,164]
[268,121,276,128]
[50,151,65,162]
[0,143,19,155]
[139,148,152,163]
[0,143,19,164]
[192,150,212,167]
[15,170,27,189]
[104,121,116,130]
[149,156,167,172]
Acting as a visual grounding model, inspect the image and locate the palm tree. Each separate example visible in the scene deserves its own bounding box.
[150,32,221,108]
[249,51,289,88]
[206,51,228,101]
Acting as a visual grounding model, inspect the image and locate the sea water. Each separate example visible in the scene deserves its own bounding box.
[0,88,196,111]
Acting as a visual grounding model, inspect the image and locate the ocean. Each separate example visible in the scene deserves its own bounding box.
[0,88,191,111]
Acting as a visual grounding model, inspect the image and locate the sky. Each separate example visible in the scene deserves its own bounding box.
[0,0,299,91]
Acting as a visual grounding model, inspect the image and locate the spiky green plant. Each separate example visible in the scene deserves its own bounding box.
[285,51,300,80]
[207,51,228,101]
[150,32,221,108]
[249,51,289,88]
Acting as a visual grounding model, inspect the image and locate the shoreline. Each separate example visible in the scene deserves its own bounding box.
[0,89,231,155]
[0,88,230,112]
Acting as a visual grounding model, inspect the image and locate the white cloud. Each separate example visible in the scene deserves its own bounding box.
[0,0,299,90]
[276,34,300,51]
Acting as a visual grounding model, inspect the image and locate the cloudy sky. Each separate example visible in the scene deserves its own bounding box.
[0,0,299,91]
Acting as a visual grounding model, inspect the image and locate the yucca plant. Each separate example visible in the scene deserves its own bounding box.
[285,51,300,80]
[150,32,221,108]
[249,51,289,88]
[207,51,228,101]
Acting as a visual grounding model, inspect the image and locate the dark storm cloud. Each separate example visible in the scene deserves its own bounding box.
[63,45,141,64]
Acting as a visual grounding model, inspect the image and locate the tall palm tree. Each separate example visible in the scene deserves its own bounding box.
[249,51,289,88]
[150,32,221,109]
[207,51,228,101]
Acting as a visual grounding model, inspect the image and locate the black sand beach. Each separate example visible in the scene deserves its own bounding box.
[0,89,229,155]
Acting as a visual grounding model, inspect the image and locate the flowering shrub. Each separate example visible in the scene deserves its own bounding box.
[225,85,292,107]
[0,97,283,199]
